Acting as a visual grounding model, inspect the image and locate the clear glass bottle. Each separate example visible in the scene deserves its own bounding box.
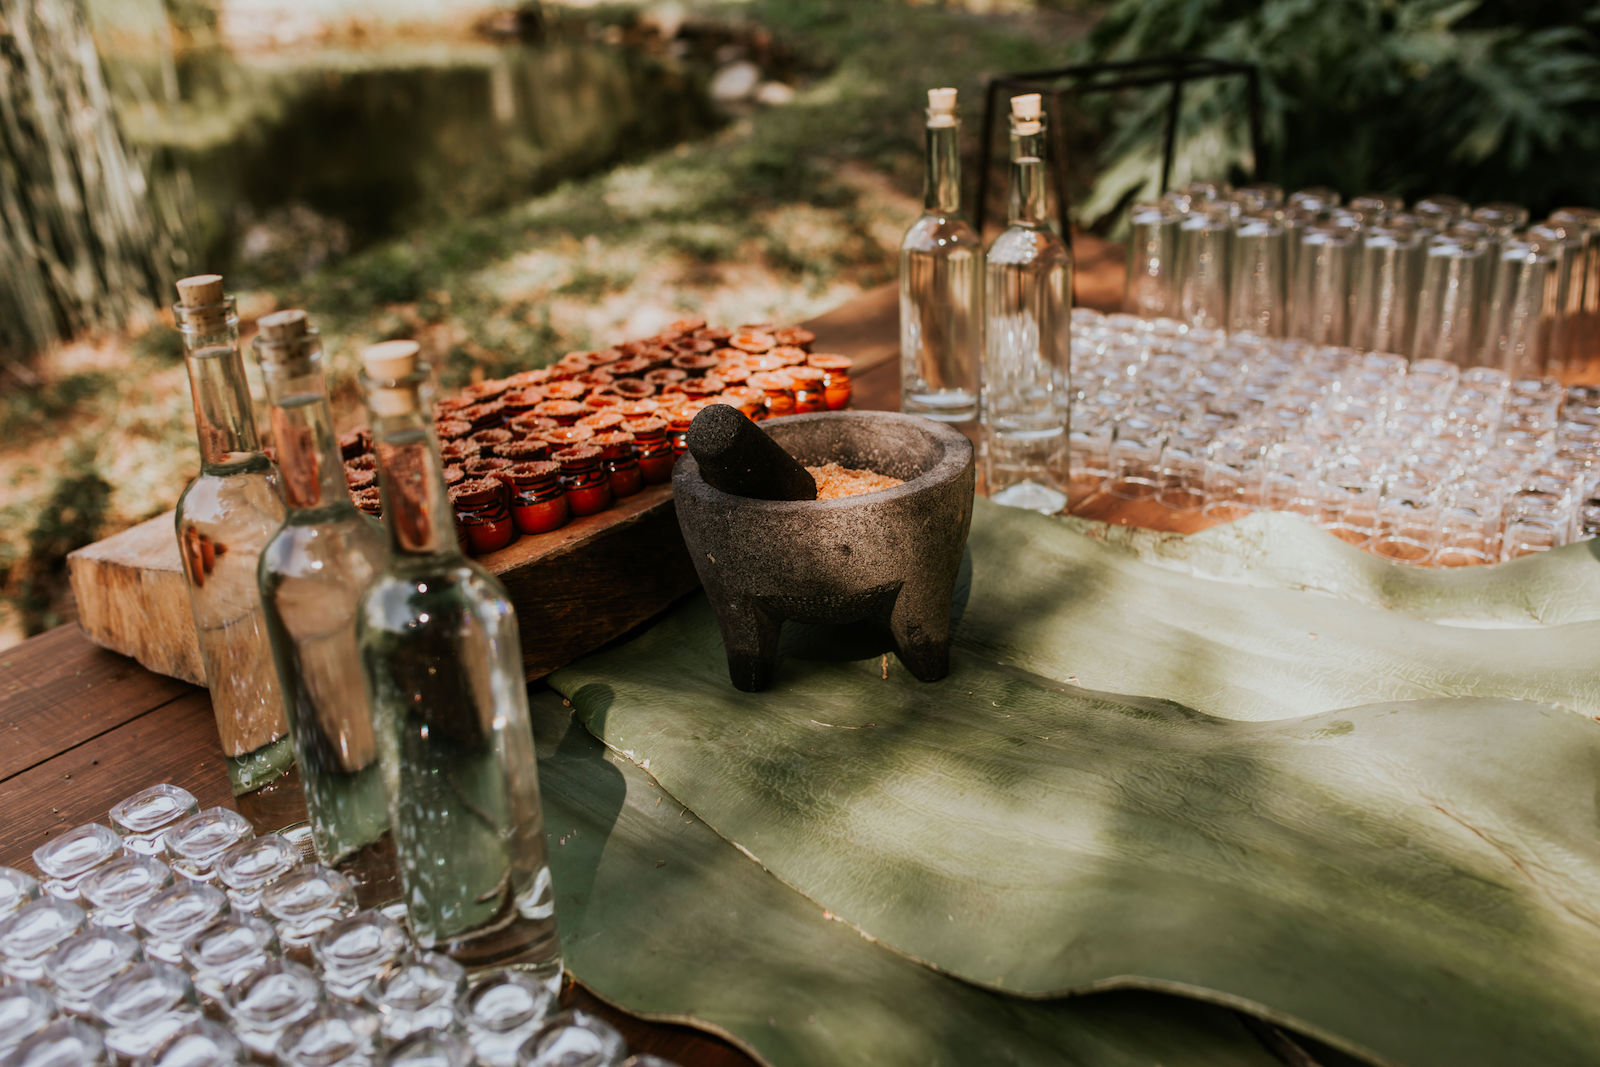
[981,94,1072,512]
[253,310,399,906]
[173,275,291,795]
[355,341,560,977]
[899,87,982,422]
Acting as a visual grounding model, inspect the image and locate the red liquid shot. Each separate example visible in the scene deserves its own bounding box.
[512,497,570,534]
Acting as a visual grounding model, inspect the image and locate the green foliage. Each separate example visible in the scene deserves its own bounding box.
[1077,0,1600,226]
[12,445,112,634]
[0,371,114,440]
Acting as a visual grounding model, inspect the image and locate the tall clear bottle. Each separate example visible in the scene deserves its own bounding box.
[900,87,982,422]
[981,93,1072,513]
[173,275,292,798]
[254,310,399,906]
[356,340,560,978]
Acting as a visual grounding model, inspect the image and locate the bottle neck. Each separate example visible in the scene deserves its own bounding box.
[1008,128,1049,229]
[262,356,350,513]
[923,123,961,215]
[370,400,462,560]
[179,312,263,473]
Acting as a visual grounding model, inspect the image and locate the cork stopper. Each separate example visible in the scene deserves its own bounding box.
[253,309,318,373]
[927,87,957,128]
[362,340,423,416]
[258,309,308,344]
[1010,93,1043,135]
[174,274,229,333]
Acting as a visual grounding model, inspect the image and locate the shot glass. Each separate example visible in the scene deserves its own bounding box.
[0,866,40,921]
[91,961,201,1063]
[133,882,231,965]
[457,970,557,1067]
[43,926,143,1015]
[164,808,253,883]
[275,1002,379,1067]
[216,834,301,915]
[1319,455,1382,546]
[1436,483,1504,567]
[263,866,358,959]
[1201,437,1263,522]
[139,1019,248,1067]
[110,785,200,856]
[33,824,123,901]
[312,911,408,1002]
[385,1031,474,1067]
[226,959,325,1059]
[1372,478,1438,563]
[1156,426,1210,511]
[0,982,57,1059]
[80,853,174,931]
[182,914,280,1002]
[1107,415,1165,500]
[1261,442,1323,520]
[0,898,87,981]
[514,1010,626,1067]
[362,952,466,1043]
[5,1017,106,1067]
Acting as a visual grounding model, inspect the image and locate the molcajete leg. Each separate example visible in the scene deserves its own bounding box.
[713,597,783,692]
[888,572,956,683]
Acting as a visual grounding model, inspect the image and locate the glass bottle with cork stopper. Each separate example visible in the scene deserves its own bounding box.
[171,274,292,801]
[356,340,561,978]
[253,309,399,905]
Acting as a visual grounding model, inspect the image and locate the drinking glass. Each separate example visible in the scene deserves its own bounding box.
[1231,182,1284,211]
[1480,238,1558,377]
[0,982,57,1058]
[1347,193,1403,220]
[183,914,280,1002]
[1124,201,1181,319]
[0,898,87,981]
[80,854,174,931]
[140,1019,248,1067]
[1157,425,1210,511]
[1288,224,1354,345]
[1227,213,1286,338]
[44,926,143,1015]
[1436,482,1504,566]
[1372,478,1438,563]
[33,824,123,901]
[1411,234,1485,365]
[216,833,301,915]
[0,867,40,921]
[1261,442,1323,519]
[514,1010,626,1067]
[1107,415,1165,500]
[385,1031,475,1067]
[226,959,325,1058]
[263,866,358,959]
[1201,437,1262,521]
[1526,222,1586,375]
[110,785,200,856]
[1413,195,1469,230]
[275,1002,379,1067]
[165,808,254,883]
[1319,454,1382,546]
[1350,224,1421,355]
[5,1018,106,1067]
[92,961,201,1062]
[1469,202,1529,236]
[362,952,465,1043]
[1177,205,1232,332]
[312,911,408,1001]
[458,970,557,1067]
[1287,186,1341,212]
[133,882,231,965]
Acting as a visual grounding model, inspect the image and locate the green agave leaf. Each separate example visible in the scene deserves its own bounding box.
[532,693,1281,1067]
[551,503,1600,1066]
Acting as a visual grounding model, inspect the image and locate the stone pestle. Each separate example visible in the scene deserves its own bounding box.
[686,404,817,501]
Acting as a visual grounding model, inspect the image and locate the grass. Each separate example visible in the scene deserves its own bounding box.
[0,0,1092,644]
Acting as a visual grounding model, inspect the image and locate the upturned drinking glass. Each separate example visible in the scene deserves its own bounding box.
[899,87,982,422]
[457,971,556,1067]
[110,785,200,856]
[92,962,201,1062]
[1124,201,1181,319]
[138,1019,248,1067]
[1527,221,1586,375]
[1412,234,1485,365]
[0,867,39,920]
[165,807,253,882]
[226,959,325,1058]
[312,910,408,1001]
[1480,238,1558,377]
[44,926,143,1015]
[358,341,560,973]
[254,311,398,902]
[0,982,57,1058]
[385,1031,474,1067]
[1413,195,1469,231]
[1288,224,1354,346]
[81,854,174,931]
[6,1018,106,1067]
[172,276,290,794]
[1350,224,1422,356]
[514,1010,626,1067]
[182,914,279,1001]
[263,865,359,958]
[275,1002,379,1067]
[0,899,87,981]
[1176,204,1231,333]
[362,951,465,1042]
[216,833,301,914]
[134,882,231,964]
[33,824,122,901]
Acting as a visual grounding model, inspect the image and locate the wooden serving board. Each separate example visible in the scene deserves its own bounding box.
[66,286,904,686]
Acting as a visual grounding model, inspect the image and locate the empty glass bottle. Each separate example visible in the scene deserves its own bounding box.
[173,275,290,795]
[356,341,560,977]
[981,93,1072,513]
[899,87,982,422]
[254,311,398,906]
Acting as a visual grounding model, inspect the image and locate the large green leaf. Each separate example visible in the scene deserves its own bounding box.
[532,693,1283,1067]
[551,501,1600,1067]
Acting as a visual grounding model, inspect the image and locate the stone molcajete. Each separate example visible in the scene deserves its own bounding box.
[674,407,975,691]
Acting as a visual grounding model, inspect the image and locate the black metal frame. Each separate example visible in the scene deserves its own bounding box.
[974,54,1264,236]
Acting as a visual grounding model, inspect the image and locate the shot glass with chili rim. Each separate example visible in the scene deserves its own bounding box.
[507,462,569,535]
[629,418,676,484]
[592,431,642,499]
[450,478,517,556]
[806,354,853,409]
[553,445,612,516]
